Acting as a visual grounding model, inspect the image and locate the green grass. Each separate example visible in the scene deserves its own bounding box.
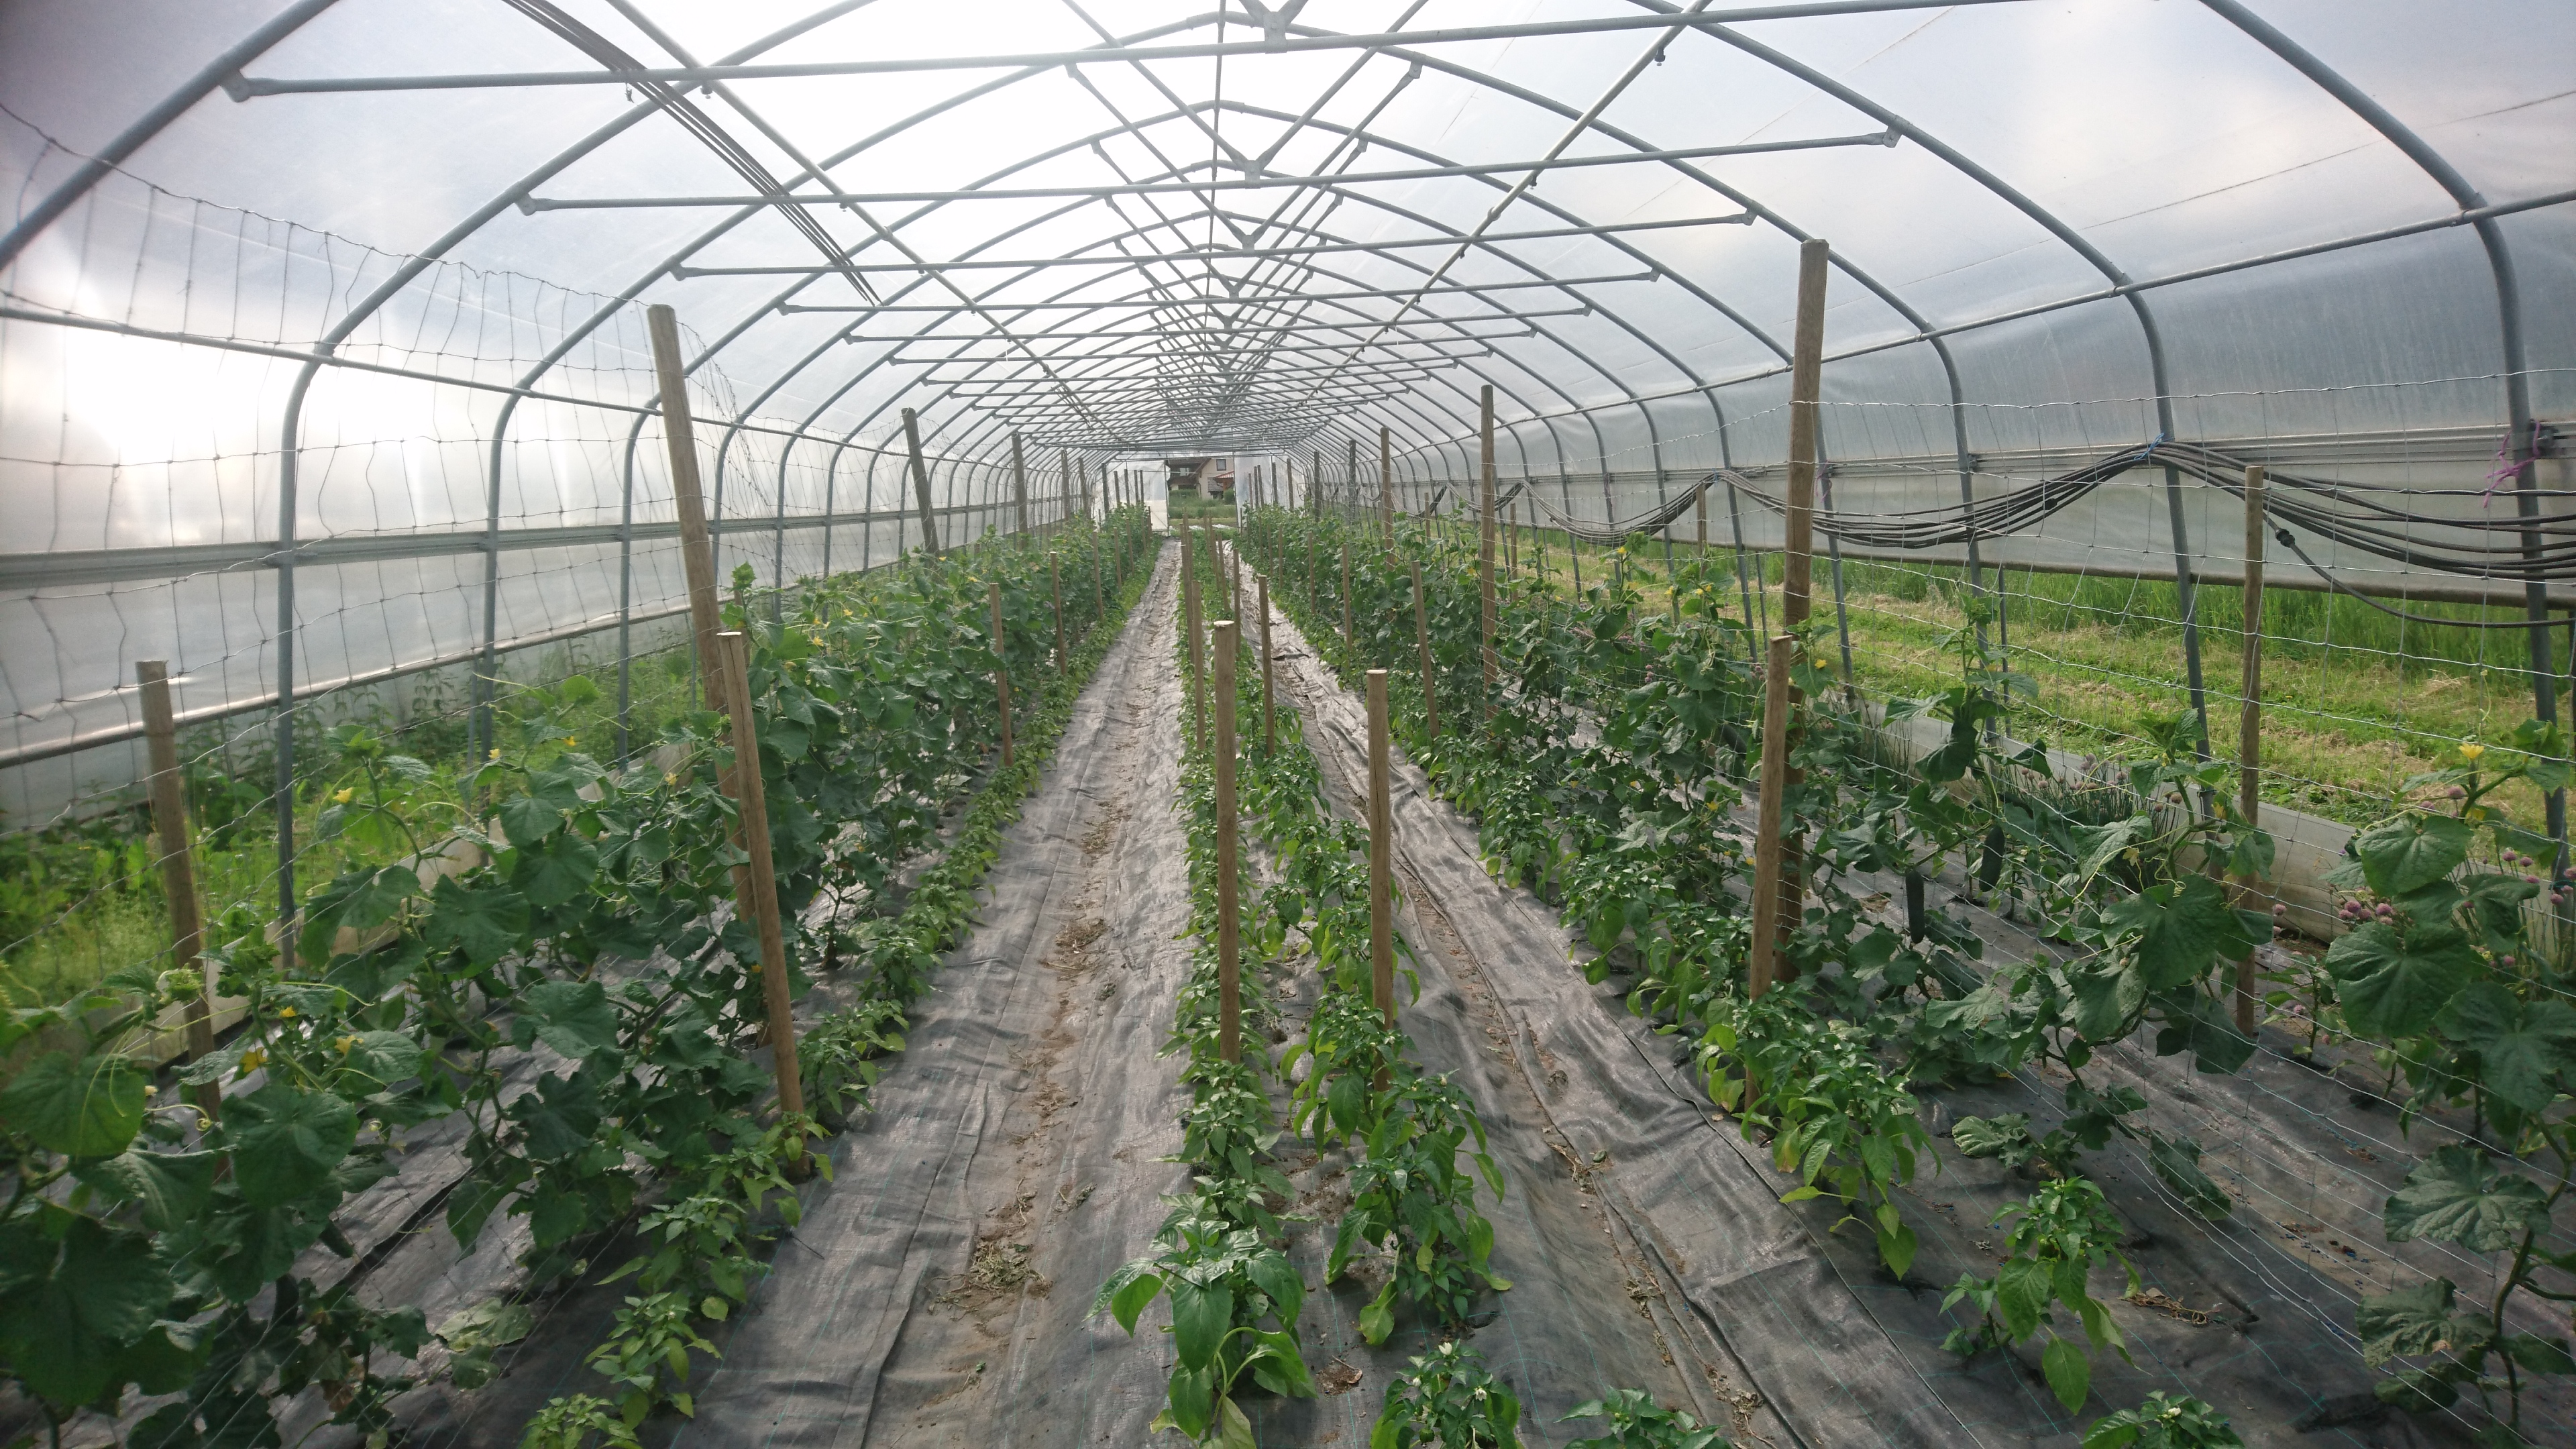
[1493,521,2567,828]
[1166,493,1238,524]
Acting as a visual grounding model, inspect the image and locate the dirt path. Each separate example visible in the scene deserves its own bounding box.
[1244,584,2571,1448]
[1252,586,1984,1449]
[1234,584,1806,1449]
[655,543,1197,1448]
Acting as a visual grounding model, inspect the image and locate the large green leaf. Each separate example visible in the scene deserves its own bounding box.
[1994,1255,2055,1342]
[519,979,620,1059]
[0,1212,174,1406]
[513,831,600,910]
[506,1068,604,1161]
[2383,1145,2549,1252]
[2352,811,2472,896]
[425,875,530,966]
[71,1149,217,1232]
[2436,983,2576,1113]
[2148,988,2257,1075]
[1167,1277,1234,1373]
[1949,1114,2035,1162]
[2041,1335,2092,1415]
[2324,921,2477,1040]
[2357,1277,2461,1366]
[225,1082,359,1208]
[2103,875,2260,992]
[1163,1360,1216,1440]
[337,1028,427,1089]
[496,789,568,847]
[2461,872,2540,949]
[0,1050,148,1157]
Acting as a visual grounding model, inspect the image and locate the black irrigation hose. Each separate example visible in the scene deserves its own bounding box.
[1700,436,2576,583]
[2272,527,2576,632]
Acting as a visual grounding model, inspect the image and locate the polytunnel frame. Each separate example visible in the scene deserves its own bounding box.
[0,0,2560,898]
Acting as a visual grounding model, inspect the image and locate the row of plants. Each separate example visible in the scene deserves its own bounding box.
[0,511,1154,1449]
[530,516,1158,1445]
[1129,531,1725,1449]
[1095,535,1318,1449]
[1246,506,2282,1446]
[0,607,719,1010]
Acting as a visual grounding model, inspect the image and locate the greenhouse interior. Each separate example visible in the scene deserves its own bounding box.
[2,2,2572,1446]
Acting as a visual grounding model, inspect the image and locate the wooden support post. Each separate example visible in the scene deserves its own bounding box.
[1011,433,1030,545]
[1479,386,1498,716]
[1050,556,1067,678]
[989,582,1013,769]
[1185,529,1206,750]
[901,407,941,557]
[1746,635,1796,998]
[1411,558,1441,737]
[137,661,218,1120]
[646,304,723,685]
[714,631,807,1175]
[1258,576,1277,753]
[1379,426,1395,541]
[1214,621,1242,1063]
[1230,534,1244,622]
[1341,537,1354,655]
[1091,527,1106,623]
[1780,239,1829,630]
[1774,239,1830,953]
[1367,669,1394,1024]
[2237,466,2267,1036]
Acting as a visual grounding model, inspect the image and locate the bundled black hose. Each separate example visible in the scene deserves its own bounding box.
[1709,437,2576,584]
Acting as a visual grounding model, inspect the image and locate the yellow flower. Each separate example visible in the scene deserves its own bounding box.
[563,735,577,747]
[488,748,502,760]
[239,1048,266,1073]
[278,1005,296,1019]
[331,787,356,804]
[663,771,679,786]
[2467,806,2489,822]
[2458,742,2486,763]
[335,1035,357,1053]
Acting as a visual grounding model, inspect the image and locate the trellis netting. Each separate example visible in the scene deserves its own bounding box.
[2,2,2574,1447]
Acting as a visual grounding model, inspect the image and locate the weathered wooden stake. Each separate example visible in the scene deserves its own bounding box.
[2237,465,2267,1036]
[646,304,724,688]
[1258,576,1277,753]
[1379,425,1395,541]
[902,407,941,557]
[1185,530,1206,750]
[989,582,1013,769]
[1774,239,1830,951]
[1367,669,1394,1024]
[1050,555,1067,678]
[1479,386,1499,716]
[1747,634,1796,999]
[714,631,807,1176]
[138,661,219,1120]
[1011,432,1030,545]
[1412,559,1441,737]
[1214,621,1242,1063]
[1341,537,1354,654]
